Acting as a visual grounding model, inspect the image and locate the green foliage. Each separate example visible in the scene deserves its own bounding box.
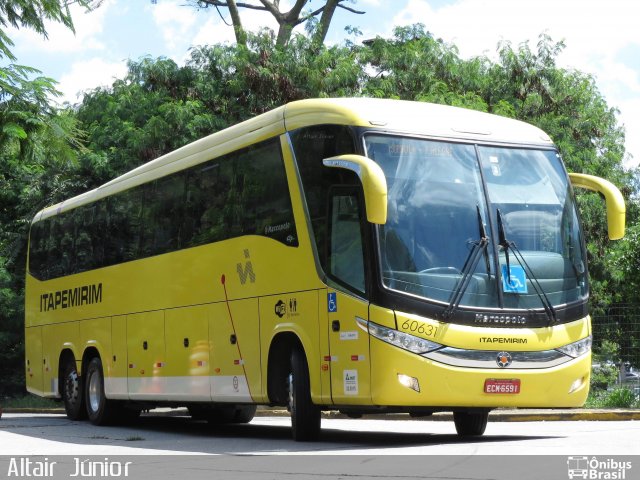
[590,340,621,391]
[0,0,97,397]
[1,394,59,408]
[76,31,363,178]
[1,22,639,398]
[0,1,100,61]
[586,387,640,409]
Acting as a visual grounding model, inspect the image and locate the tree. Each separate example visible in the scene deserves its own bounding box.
[3,22,639,397]
[76,29,365,176]
[0,0,102,60]
[0,0,100,397]
[182,0,364,47]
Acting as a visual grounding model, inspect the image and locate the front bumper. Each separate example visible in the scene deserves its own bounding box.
[369,337,590,408]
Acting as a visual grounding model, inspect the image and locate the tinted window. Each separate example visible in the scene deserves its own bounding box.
[28,137,297,281]
[290,125,357,274]
[329,192,366,293]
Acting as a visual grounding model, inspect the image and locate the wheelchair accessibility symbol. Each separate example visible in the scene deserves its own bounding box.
[501,265,528,294]
[328,292,338,312]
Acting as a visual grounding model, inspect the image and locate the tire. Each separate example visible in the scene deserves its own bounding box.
[84,356,119,425]
[288,347,321,441]
[453,411,489,436]
[189,404,257,424]
[232,405,257,424]
[61,358,87,420]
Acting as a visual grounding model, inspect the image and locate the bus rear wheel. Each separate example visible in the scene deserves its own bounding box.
[288,347,321,441]
[61,358,86,420]
[84,356,119,425]
[453,411,489,436]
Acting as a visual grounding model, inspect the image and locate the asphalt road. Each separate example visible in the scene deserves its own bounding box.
[1,411,639,456]
[2,412,640,480]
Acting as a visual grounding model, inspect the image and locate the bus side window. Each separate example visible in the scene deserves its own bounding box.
[328,190,366,294]
[142,173,186,256]
[106,188,142,264]
[236,140,298,245]
[29,220,48,280]
[185,159,232,247]
[290,125,357,270]
[75,204,96,273]
[46,215,64,279]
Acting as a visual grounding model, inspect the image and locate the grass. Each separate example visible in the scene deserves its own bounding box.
[585,387,640,409]
[125,436,145,441]
[1,395,61,409]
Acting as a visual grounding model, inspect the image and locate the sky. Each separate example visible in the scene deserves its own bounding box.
[6,0,640,168]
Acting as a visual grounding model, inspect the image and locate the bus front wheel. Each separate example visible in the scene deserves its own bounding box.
[61,358,86,420]
[189,404,257,424]
[453,411,489,436]
[288,347,321,441]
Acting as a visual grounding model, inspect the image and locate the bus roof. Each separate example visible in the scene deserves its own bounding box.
[35,98,553,221]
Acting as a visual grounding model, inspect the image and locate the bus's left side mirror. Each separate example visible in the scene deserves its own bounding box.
[322,154,388,224]
[569,173,626,240]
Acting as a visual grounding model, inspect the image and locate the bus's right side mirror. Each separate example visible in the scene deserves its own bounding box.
[569,173,626,240]
[322,154,388,225]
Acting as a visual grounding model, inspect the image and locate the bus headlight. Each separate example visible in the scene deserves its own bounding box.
[556,336,592,358]
[357,318,442,355]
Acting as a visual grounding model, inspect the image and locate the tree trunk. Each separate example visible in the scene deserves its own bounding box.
[227,0,247,46]
[274,0,307,48]
[313,0,339,46]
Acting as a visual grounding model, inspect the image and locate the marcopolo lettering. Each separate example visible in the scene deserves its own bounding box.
[40,283,103,312]
[474,313,527,325]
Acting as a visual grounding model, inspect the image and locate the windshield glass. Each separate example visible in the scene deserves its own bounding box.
[365,134,587,311]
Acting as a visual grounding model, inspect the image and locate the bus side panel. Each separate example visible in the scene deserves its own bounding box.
[210,300,261,402]
[106,315,128,399]
[42,321,80,397]
[25,325,43,397]
[79,316,111,366]
[259,291,321,403]
[327,292,371,405]
[164,305,211,401]
[127,311,167,400]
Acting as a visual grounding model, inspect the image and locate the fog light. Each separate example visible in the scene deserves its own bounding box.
[568,376,585,394]
[397,374,420,393]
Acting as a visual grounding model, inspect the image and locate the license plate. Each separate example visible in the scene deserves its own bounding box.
[484,378,521,394]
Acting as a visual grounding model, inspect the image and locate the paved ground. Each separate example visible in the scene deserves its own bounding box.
[3,405,640,421]
[1,411,640,456]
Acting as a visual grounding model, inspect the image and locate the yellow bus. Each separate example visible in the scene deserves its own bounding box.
[25,98,625,440]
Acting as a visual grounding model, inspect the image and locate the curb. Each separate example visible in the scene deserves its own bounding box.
[2,406,639,422]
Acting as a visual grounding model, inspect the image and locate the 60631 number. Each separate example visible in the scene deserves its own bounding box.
[400,319,438,339]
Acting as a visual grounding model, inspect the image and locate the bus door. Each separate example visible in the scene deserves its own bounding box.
[325,189,371,404]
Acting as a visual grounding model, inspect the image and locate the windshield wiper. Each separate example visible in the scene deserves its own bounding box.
[443,206,489,320]
[497,209,557,325]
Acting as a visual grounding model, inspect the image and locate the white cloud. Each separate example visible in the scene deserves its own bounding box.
[151,0,199,52]
[189,4,285,47]
[10,0,115,54]
[618,99,640,169]
[56,58,128,105]
[392,0,640,166]
[191,17,236,47]
[393,0,639,62]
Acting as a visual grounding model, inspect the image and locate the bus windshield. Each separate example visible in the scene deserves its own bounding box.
[365,134,587,311]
